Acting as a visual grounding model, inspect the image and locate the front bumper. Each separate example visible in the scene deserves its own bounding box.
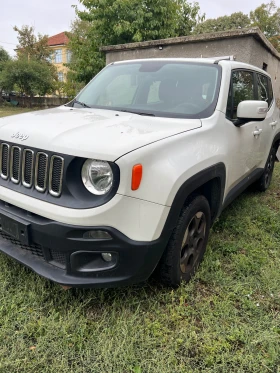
[0,201,168,288]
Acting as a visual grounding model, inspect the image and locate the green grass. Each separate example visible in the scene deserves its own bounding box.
[0,106,39,118]
[0,135,279,371]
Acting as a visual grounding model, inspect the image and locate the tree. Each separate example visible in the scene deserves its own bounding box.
[176,1,205,36]
[0,47,11,99]
[193,2,280,51]
[6,26,58,103]
[0,47,10,64]
[77,0,181,45]
[14,25,52,62]
[0,58,56,100]
[0,47,10,79]
[68,0,203,83]
[250,1,280,50]
[54,71,85,98]
[66,19,104,84]
[193,12,251,34]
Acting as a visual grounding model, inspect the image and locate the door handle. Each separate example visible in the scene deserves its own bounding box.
[270,120,277,129]
[253,129,262,137]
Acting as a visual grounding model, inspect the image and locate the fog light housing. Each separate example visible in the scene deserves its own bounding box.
[70,251,118,273]
[83,230,112,240]
[101,253,113,262]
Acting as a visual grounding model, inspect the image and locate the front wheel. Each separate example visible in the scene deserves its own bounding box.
[158,195,211,287]
[254,146,277,192]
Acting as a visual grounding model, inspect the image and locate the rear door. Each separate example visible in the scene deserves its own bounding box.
[225,69,262,190]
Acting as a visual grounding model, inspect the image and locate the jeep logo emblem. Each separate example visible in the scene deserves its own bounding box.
[11,132,29,141]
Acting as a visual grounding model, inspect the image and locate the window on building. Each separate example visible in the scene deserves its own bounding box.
[57,72,64,82]
[46,53,53,63]
[226,70,254,120]
[54,49,62,63]
[67,50,72,63]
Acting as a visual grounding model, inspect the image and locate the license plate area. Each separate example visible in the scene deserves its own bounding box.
[0,212,30,245]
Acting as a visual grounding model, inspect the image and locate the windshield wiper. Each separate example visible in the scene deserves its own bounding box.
[116,109,155,117]
[73,99,91,108]
[137,112,155,117]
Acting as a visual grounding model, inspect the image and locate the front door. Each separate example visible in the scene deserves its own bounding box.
[225,69,262,193]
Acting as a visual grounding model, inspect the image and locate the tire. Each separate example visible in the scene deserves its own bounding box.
[254,146,277,192]
[158,195,211,288]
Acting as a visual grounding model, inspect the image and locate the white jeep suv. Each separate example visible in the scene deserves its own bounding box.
[0,58,279,288]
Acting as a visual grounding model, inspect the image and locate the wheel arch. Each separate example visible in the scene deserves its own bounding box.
[161,163,226,240]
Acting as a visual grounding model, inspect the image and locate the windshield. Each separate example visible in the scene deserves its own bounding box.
[74,61,221,119]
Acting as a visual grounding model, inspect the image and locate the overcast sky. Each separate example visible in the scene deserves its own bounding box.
[1,0,280,56]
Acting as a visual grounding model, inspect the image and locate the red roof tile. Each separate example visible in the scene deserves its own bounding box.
[48,32,69,46]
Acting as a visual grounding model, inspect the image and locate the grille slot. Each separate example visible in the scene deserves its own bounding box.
[22,149,34,188]
[10,146,21,184]
[49,156,64,197]
[50,249,66,269]
[0,143,10,180]
[35,152,48,192]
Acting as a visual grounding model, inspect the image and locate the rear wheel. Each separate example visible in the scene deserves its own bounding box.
[159,195,211,287]
[254,146,277,192]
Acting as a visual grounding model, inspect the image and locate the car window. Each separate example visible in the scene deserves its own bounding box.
[147,81,161,104]
[268,77,274,107]
[97,74,138,106]
[76,61,221,119]
[226,70,254,120]
[257,74,270,105]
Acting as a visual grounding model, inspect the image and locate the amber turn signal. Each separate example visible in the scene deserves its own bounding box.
[131,164,143,191]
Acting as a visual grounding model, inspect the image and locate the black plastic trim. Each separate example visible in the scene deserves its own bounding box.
[272,132,280,148]
[0,140,120,209]
[161,163,226,237]
[222,168,263,209]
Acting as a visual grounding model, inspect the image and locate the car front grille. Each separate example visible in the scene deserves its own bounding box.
[0,143,64,197]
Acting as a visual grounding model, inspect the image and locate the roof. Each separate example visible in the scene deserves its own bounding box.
[48,32,69,47]
[113,57,220,65]
[100,27,280,61]
[111,57,272,77]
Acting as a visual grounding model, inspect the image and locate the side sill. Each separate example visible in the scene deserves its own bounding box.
[222,168,263,210]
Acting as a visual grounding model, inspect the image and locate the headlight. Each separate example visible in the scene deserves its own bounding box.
[82,159,113,195]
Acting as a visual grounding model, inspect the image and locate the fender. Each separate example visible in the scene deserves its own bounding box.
[161,163,226,240]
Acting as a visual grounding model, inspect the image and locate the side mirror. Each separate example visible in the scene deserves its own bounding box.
[236,100,268,126]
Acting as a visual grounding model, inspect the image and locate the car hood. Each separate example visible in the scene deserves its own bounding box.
[0,106,201,161]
